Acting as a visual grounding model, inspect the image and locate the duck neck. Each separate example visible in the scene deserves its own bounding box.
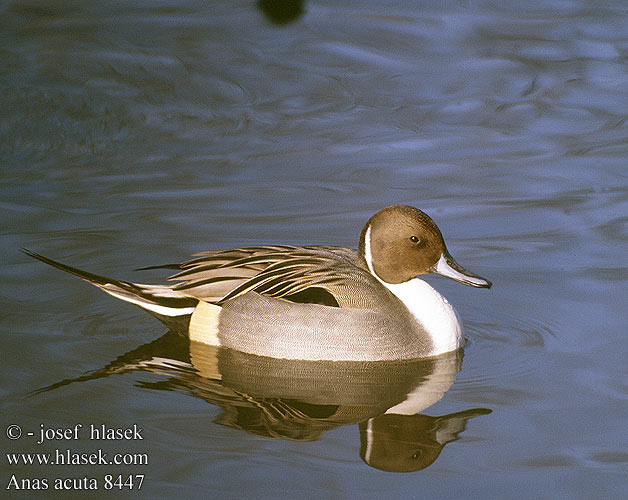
[363,226,462,355]
[383,279,462,355]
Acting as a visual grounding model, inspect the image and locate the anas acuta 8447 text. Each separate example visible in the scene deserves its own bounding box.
[24,205,491,361]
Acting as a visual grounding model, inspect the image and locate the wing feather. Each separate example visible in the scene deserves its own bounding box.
[166,245,360,305]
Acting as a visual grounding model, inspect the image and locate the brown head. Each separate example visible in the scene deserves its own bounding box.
[359,205,491,288]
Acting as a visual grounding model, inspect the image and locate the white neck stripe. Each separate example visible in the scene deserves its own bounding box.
[363,225,377,277]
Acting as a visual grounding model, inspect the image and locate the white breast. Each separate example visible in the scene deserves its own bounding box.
[383,278,463,356]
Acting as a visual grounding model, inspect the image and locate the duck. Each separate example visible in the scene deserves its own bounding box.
[23,205,491,361]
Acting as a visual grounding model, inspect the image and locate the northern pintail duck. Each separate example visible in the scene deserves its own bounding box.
[24,205,491,361]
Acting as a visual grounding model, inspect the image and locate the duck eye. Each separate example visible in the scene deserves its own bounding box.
[410,235,420,244]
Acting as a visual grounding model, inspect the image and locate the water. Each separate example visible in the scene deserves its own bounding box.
[2,0,627,498]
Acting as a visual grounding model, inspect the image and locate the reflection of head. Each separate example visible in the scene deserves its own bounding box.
[257,0,305,25]
[359,414,443,472]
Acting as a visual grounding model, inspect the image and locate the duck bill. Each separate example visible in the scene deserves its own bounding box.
[429,252,492,289]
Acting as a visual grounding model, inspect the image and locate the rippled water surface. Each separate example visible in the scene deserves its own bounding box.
[2,1,628,498]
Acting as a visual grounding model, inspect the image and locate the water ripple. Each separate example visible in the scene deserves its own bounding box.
[454,309,556,397]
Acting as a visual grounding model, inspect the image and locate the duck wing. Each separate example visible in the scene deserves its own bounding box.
[167,245,364,306]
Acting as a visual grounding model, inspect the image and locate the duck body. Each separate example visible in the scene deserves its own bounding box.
[24,205,491,361]
[188,246,459,360]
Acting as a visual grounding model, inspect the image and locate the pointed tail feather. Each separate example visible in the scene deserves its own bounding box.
[22,249,198,317]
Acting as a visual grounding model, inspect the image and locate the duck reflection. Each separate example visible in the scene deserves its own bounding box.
[359,409,490,472]
[33,333,490,472]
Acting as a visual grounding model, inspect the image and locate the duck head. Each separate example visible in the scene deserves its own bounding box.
[359,205,492,288]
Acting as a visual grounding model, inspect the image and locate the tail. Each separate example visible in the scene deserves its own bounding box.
[22,249,198,320]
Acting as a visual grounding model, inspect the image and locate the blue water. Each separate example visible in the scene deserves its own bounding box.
[2,1,627,498]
